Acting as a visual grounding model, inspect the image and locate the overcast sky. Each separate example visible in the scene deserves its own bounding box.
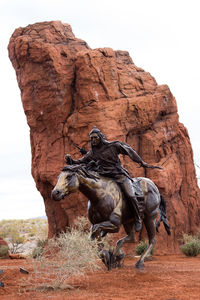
[0,0,200,220]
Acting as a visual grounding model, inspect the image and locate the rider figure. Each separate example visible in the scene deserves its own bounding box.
[65,126,149,232]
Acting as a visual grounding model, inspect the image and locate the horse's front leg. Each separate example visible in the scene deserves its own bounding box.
[90,213,121,240]
[90,213,124,270]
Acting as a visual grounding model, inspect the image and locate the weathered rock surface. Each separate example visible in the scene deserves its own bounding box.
[8,21,200,253]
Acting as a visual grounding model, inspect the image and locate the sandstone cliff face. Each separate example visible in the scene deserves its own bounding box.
[8,21,200,253]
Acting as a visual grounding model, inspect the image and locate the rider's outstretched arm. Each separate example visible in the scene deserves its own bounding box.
[116,141,145,165]
[116,142,162,169]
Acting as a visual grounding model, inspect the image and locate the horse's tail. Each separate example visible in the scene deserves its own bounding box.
[156,194,171,235]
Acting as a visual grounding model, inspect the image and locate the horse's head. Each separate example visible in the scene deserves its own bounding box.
[52,166,80,201]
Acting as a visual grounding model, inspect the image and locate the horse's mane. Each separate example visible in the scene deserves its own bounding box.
[62,164,100,180]
[62,164,84,172]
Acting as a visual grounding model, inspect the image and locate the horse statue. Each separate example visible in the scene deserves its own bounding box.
[52,164,170,270]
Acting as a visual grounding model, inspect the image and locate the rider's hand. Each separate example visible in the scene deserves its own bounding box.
[140,161,149,168]
[79,148,87,155]
[65,154,73,165]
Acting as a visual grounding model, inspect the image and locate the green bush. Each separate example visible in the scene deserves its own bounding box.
[135,240,153,256]
[180,234,200,257]
[0,227,25,254]
[0,245,9,258]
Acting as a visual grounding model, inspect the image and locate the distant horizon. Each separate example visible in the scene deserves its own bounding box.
[0,215,47,222]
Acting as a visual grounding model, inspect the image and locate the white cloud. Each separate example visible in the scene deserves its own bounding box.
[0,178,45,220]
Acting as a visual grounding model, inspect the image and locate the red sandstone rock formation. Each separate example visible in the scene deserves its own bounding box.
[8,21,200,253]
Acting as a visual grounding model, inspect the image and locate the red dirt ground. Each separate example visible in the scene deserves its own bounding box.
[0,255,200,300]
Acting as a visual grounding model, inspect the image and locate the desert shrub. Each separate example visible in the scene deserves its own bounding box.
[31,239,47,258]
[73,215,91,232]
[28,225,38,237]
[1,227,25,254]
[32,223,101,290]
[0,245,9,258]
[0,218,48,254]
[30,218,48,240]
[74,216,112,252]
[0,218,48,239]
[180,234,200,257]
[135,240,153,256]
[0,218,47,237]
[195,230,200,240]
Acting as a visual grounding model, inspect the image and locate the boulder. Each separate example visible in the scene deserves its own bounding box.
[0,237,9,258]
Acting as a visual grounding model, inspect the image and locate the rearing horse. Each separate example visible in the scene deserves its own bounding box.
[52,164,170,269]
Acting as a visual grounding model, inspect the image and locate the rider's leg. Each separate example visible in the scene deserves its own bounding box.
[120,178,142,232]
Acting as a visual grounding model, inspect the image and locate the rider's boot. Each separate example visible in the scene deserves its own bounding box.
[130,196,142,232]
[120,178,142,232]
[135,217,142,232]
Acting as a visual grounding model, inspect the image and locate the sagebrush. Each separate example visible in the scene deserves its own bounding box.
[180,233,200,257]
[135,240,152,256]
[31,217,102,290]
[0,245,9,258]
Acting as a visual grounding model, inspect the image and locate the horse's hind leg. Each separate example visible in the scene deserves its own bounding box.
[109,222,134,268]
[135,216,156,270]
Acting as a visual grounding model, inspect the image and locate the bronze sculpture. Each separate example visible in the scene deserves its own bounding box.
[52,127,170,269]
[65,126,151,232]
[52,163,170,269]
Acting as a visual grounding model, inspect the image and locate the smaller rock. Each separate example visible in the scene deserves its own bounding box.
[0,281,4,287]
[0,238,9,258]
[19,267,29,274]
[9,253,26,259]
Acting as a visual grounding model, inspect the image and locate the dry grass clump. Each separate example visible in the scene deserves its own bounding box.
[31,217,101,290]
[73,215,91,232]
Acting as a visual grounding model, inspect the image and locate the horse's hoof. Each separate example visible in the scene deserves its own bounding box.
[135,261,145,270]
[101,250,111,271]
[101,231,107,238]
[144,255,153,261]
[91,225,101,236]
[90,232,96,240]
